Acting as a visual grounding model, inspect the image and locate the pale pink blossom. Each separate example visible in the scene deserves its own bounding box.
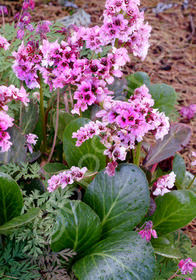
[26,133,38,153]
[191,151,196,166]
[47,167,87,192]
[153,171,176,196]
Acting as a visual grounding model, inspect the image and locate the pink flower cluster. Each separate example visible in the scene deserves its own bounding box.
[178,258,196,275]
[0,35,10,51]
[47,166,87,193]
[12,0,151,115]
[180,104,196,120]
[72,0,151,60]
[0,85,29,152]
[72,85,170,176]
[153,171,176,196]
[12,42,41,89]
[138,221,157,241]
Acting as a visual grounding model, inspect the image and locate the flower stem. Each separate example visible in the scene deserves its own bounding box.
[135,141,142,166]
[47,89,60,163]
[187,174,196,189]
[39,75,47,152]
[132,149,136,164]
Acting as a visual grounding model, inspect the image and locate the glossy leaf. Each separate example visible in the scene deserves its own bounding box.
[0,173,23,226]
[182,171,196,191]
[63,118,106,172]
[149,84,177,116]
[0,208,40,235]
[84,163,150,238]
[43,162,68,174]
[51,200,102,254]
[151,190,196,236]
[53,111,74,140]
[145,124,192,167]
[0,126,27,164]
[21,99,39,134]
[73,231,156,280]
[172,154,186,189]
[151,236,182,259]
[126,71,151,97]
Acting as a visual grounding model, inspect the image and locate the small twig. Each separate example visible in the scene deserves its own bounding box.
[69,85,74,109]
[47,89,60,163]
[187,15,195,41]
[64,91,69,112]
[2,276,20,279]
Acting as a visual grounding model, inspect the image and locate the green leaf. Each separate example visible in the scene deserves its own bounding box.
[145,124,192,167]
[0,126,27,164]
[73,231,156,280]
[126,72,151,97]
[0,208,40,235]
[182,171,196,191]
[51,200,102,254]
[151,190,196,236]
[63,118,106,172]
[149,84,177,116]
[172,154,186,189]
[151,236,182,259]
[21,99,39,134]
[43,162,68,174]
[0,173,23,226]
[84,163,150,238]
[53,111,74,140]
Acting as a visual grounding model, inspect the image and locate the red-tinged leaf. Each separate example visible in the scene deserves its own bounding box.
[144,123,191,167]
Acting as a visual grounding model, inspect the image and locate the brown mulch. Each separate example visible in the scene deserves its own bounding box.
[1,0,196,243]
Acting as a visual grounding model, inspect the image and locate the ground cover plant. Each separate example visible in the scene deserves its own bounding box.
[0,0,196,279]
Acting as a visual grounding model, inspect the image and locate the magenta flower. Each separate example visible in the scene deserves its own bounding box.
[138,221,157,241]
[180,104,196,119]
[0,6,8,15]
[0,35,10,50]
[178,258,196,275]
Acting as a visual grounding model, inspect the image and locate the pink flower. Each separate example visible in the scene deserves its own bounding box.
[138,221,157,241]
[153,171,176,196]
[47,167,87,192]
[180,104,196,119]
[178,258,196,275]
[105,161,118,177]
[26,133,38,153]
[192,151,196,166]
[0,35,10,50]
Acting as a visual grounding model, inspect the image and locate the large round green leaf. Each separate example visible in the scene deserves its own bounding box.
[51,200,102,254]
[0,208,40,235]
[151,190,196,236]
[0,173,23,226]
[149,83,177,116]
[73,231,156,280]
[84,163,150,238]
[63,118,106,172]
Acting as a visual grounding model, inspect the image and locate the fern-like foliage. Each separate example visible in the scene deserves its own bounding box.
[0,238,39,280]
[0,162,41,181]
[10,188,73,258]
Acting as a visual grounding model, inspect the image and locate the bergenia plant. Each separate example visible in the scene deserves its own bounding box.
[0,0,195,279]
